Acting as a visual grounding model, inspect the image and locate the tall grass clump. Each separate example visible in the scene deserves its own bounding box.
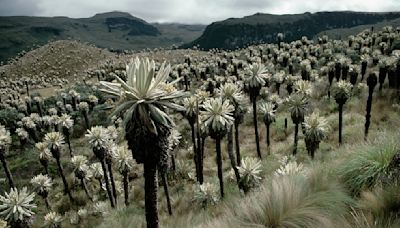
[338,132,399,195]
[350,183,400,227]
[205,169,352,228]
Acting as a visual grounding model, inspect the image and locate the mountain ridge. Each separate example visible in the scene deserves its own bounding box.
[0,11,205,62]
[184,11,400,50]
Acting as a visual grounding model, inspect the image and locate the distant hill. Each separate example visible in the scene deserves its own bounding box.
[317,17,400,39]
[0,40,113,82]
[184,11,400,50]
[0,11,205,62]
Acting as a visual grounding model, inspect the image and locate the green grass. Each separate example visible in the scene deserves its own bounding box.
[205,170,353,228]
[338,132,400,195]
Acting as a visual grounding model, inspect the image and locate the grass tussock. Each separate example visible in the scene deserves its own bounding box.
[203,169,352,228]
[349,182,400,228]
[338,131,400,195]
[359,183,400,223]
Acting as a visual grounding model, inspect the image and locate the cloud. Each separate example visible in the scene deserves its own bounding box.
[0,0,400,24]
[0,0,40,16]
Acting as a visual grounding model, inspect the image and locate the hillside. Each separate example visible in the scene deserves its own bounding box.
[185,11,400,50]
[0,40,114,92]
[0,11,205,62]
[317,17,400,39]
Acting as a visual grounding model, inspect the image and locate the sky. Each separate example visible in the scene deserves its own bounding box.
[0,0,400,24]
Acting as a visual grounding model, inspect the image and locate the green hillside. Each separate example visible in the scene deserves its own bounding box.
[184,11,400,50]
[317,17,400,39]
[0,11,205,62]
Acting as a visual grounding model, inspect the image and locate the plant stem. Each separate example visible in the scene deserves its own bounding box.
[215,138,224,198]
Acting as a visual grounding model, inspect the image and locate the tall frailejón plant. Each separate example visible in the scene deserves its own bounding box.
[59,114,74,157]
[113,145,134,206]
[365,73,378,140]
[201,98,234,198]
[303,112,330,159]
[0,125,14,189]
[244,62,269,159]
[217,83,245,189]
[286,94,309,155]
[259,102,276,150]
[44,132,74,202]
[182,96,201,182]
[86,126,115,208]
[30,174,52,210]
[35,142,51,175]
[71,155,93,201]
[100,57,185,228]
[332,80,352,145]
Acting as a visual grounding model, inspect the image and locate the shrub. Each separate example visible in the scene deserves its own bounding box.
[193,182,220,208]
[0,108,19,132]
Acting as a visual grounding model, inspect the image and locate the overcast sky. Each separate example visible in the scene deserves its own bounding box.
[1,0,400,24]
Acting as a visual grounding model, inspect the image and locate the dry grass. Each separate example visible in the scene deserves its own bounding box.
[203,168,352,228]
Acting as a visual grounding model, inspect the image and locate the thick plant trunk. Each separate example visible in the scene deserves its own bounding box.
[83,112,90,130]
[97,178,103,190]
[171,154,176,172]
[276,84,281,95]
[215,138,224,198]
[144,158,159,228]
[72,98,77,111]
[190,123,199,182]
[101,160,115,208]
[56,158,73,202]
[293,123,299,155]
[36,102,43,117]
[365,92,373,140]
[26,102,32,115]
[284,118,288,130]
[195,103,204,184]
[342,66,349,80]
[81,178,93,201]
[227,127,241,190]
[335,64,341,81]
[338,103,343,145]
[310,147,316,159]
[25,81,30,96]
[161,172,173,215]
[184,75,189,91]
[361,61,367,81]
[266,123,270,147]
[123,170,129,206]
[40,159,49,175]
[378,67,387,92]
[365,74,377,140]
[198,136,205,184]
[306,140,319,160]
[252,99,262,159]
[27,128,38,143]
[0,156,14,189]
[234,122,241,166]
[107,162,117,205]
[45,197,50,210]
[63,129,72,157]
